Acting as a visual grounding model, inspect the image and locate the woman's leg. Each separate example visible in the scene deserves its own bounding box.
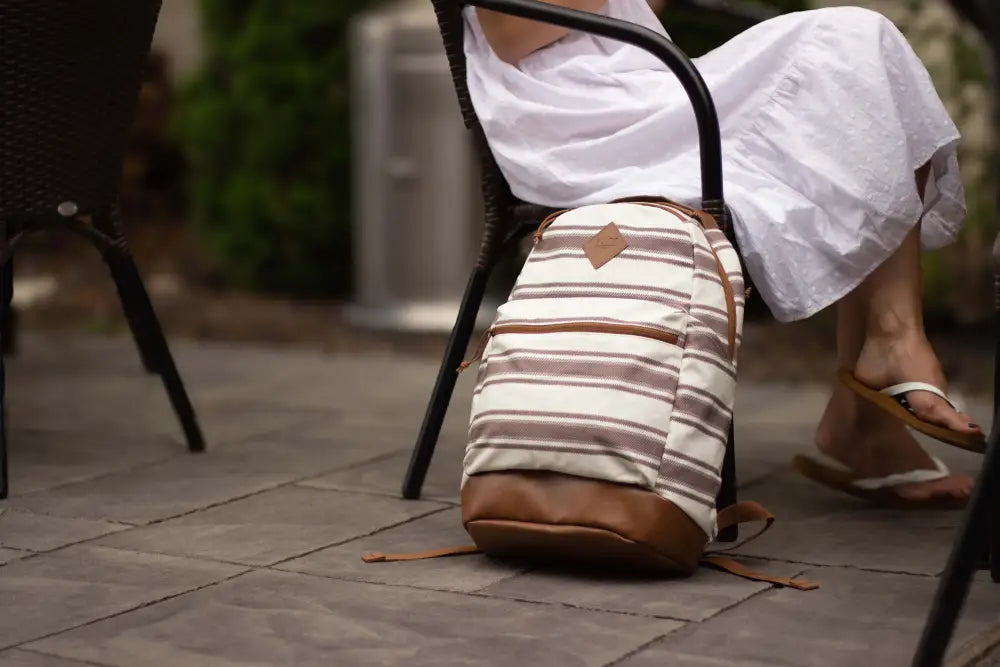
[814,166,977,501]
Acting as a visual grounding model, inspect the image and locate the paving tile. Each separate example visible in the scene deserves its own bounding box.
[96,486,446,566]
[480,557,807,622]
[5,428,179,498]
[0,510,129,552]
[280,507,524,593]
[10,427,406,525]
[259,354,479,435]
[0,649,97,666]
[0,545,242,650]
[0,548,29,566]
[615,566,1000,667]
[732,502,961,575]
[27,569,682,667]
[300,445,464,503]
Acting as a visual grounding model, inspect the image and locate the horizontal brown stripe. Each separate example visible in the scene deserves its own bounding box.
[659,458,721,498]
[656,480,716,507]
[535,235,694,263]
[472,409,672,443]
[510,289,690,312]
[476,375,674,406]
[481,355,678,392]
[467,442,659,473]
[676,383,732,415]
[514,281,689,301]
[674,392,733,435]
[663,446,723,474]
[487,347,681,374]
[671,413,728,445]
[469,418,666,462]
[529,249,695,272]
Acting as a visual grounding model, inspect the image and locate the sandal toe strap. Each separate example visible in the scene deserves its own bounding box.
[880,381,956,410]
[852,456,951,490]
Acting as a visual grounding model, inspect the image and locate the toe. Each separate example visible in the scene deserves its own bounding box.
[907,393,981,434]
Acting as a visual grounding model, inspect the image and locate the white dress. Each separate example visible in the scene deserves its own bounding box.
[462,3,965,322]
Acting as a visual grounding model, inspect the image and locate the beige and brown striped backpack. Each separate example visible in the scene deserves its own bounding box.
[366,200,815,589]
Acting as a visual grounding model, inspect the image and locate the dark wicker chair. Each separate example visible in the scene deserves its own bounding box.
[402,0,775,542]
[0,0,204,499]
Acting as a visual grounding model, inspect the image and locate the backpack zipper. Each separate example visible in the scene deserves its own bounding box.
[457,322,679,373]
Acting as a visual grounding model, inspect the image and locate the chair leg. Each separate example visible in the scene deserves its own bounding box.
[0,256,9,499]
[2,257,14,357]
[716,420,738,542]
[95,211,157,374]
[91,209,205,453]
[911,439,999,667]
[402,266,493,499]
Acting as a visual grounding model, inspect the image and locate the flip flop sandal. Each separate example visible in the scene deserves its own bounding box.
[838,368,985,454]
[792,454,968,510]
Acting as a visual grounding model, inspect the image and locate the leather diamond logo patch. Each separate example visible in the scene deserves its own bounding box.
[583,222,628,269]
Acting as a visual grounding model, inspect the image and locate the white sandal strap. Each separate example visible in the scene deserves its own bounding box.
[806,453,951,491]
[880,381,955,409]
[852,456,951,490]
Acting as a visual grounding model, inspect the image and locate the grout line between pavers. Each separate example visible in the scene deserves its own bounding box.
[1,482,447,572]
[5,568,253,654]
[87,501,452,571]
[9,645,115,667]
[724,553,944,578]
[267,504,455,569]
[603,631,678,667]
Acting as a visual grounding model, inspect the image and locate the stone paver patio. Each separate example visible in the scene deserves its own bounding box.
[0,332,998,666]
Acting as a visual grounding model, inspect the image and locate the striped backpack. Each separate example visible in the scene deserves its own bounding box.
[366,200,815,589]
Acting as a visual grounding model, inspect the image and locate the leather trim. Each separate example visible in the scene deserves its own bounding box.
[462,471,708,574]
[533,209,570,242]
[704,241,738,361]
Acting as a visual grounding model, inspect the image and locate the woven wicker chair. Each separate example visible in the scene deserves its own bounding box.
[0,0,204,499]
[402,0,778,541]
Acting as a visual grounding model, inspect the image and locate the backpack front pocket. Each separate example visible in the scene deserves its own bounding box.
[465,321,683,490]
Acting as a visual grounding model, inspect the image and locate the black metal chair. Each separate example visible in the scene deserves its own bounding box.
[913,12,1000,665]
[0,0,205,499]
[401,0,776,542]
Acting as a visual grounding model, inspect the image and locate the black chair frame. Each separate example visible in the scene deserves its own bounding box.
[0,0,205,499]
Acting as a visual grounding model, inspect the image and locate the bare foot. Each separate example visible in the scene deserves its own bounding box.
[815,384,973,503]
[853,331,982,437]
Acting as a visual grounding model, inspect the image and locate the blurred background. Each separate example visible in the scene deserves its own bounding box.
[11,0,997,386]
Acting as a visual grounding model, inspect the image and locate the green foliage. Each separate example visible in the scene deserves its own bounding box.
[659,0,807,57]
[174,0,380,295]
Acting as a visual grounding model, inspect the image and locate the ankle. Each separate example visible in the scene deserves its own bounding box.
[867,309,924,343]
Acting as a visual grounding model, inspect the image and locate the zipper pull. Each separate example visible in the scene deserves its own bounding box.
[457,328,492,374]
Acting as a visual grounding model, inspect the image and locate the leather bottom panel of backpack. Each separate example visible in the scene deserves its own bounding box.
[462,470,708,576]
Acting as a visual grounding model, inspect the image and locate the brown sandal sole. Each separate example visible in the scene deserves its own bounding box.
[837,368,985,454]
[792,455,968,511]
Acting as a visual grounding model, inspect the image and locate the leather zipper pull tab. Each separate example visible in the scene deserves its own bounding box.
[457,328,492,374]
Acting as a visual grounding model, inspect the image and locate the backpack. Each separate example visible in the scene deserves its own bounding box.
[365,200,815,590]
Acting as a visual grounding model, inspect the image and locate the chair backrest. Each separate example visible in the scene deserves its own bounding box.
[430,0,529,269]
[0,0,163,222]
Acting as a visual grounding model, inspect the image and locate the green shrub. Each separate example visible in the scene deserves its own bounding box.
[175,0,381,295]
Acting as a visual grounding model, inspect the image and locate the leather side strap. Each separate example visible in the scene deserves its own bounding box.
[709,501,775,553]
[701,555,819,591]
[532,209,570,242]
[362,545,481,563]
